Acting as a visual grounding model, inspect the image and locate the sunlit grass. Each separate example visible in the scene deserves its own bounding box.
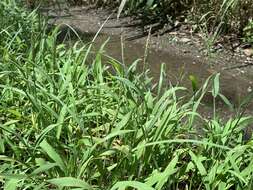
[1,1,253,189]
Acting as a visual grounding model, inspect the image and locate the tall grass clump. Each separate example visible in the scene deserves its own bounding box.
[1,1,253,189]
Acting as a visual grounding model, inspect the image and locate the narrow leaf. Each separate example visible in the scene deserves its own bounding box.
[40,140,65,172]
[48,177,93,189]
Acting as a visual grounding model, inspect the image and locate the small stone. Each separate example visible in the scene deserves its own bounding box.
[243,48,253,57]
[174,20,180,26]
[214,43,223,51]
[179,37,191,43]
[246,57,252,61]
[232,41,240,49]
[247,86,252,93]
[234,47,240,53]
[169,31,177,35]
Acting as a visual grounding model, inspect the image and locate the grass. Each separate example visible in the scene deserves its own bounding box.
[1,1,253,189]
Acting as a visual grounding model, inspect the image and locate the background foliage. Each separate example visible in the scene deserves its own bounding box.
[76,0,253,40]
[24,0,253,44]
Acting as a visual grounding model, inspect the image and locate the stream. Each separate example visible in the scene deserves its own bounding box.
[54,24,253,138]
[57,26,253,106]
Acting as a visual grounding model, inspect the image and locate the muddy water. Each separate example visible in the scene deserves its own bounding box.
[91,34,252,107]
[90,34,253,138]
[57,27,253,118]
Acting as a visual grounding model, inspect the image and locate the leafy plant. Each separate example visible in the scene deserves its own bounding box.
[23,0,253,47]
[243,19,253,44]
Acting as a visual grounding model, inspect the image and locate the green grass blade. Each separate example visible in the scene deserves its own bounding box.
[39,140,66,172]
[47,177,93,189]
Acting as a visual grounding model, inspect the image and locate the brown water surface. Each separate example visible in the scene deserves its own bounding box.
[93,34,252,106]
[57,26,253,120]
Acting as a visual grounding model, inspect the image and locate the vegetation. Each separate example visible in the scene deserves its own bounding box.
[1,1,253,190]
[243,20,253,44]
[24,0,253,47]
[54,0,253,45]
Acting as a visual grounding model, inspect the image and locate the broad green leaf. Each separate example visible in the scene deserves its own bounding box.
[189,75,198,92]
[156,155,178,189]
[212,73,220,98]
[48,177,93,189]
[40,140,65,172]
[228,170,247,184]
[117,0,127,19]
[31,163,58,175]
[4,179,19,190]
[158,63,165,96]
[113,111,132,132]
[146,154,179,189]
[114,76,141,95]
[34,124,58,150]
[56,104,67,139]
[189,151,207,176]
[218,93,233,110]
[3,120,19,127]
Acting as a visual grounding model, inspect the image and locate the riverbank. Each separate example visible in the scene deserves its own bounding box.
[47,6,253,109]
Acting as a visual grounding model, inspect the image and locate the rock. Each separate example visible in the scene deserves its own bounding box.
[169,31,178,35]
[247,86,252,93]
[244,48,253,57]
[179,37,191,43]
[232,41,240,49]
[214,43,223,51]
[174,20,181,27]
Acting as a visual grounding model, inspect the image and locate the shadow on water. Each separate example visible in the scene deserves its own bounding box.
[56,25,253,120]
